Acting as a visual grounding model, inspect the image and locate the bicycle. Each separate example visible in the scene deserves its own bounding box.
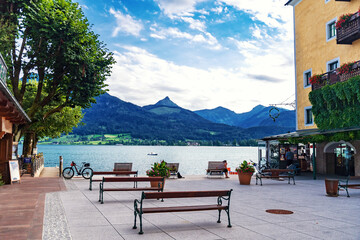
[62,161,93,179]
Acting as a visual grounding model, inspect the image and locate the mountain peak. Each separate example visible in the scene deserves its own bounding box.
[154,96,179,107]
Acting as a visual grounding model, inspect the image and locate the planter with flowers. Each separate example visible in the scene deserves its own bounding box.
[336,11,360,44]
[310,74,326,90]
[338,61,360,82]
[146,160,170,188]
[236,161,255,185]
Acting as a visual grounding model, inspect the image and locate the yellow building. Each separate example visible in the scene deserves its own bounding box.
[260,0,360,179]
[287,0,360,130]
[284,0,360,177]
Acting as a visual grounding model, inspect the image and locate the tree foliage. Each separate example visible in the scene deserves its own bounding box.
[0,0,114,154]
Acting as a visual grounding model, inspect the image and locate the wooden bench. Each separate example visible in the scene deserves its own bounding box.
[89,171,138,190]
[338,176,360,197]
[166,163,179,178]
[256,169,295,186]
[206,161,226,177]
[99,177,164,204]
[133,189,233,234]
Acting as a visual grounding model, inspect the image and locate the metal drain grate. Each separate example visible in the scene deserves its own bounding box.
[266,209,293,214]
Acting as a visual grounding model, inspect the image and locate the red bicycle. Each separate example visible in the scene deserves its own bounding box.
[62,161,93,179]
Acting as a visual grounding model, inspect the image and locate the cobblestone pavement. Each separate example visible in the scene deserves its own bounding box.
[50,174,360,240]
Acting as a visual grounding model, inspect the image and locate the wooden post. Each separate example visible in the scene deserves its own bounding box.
[59,156,63,177]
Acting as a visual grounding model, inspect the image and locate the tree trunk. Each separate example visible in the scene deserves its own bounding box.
[22,132,34,157]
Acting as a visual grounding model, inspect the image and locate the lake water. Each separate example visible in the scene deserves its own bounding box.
[33,145,258,175]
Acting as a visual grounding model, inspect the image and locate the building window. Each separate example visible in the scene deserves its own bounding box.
[303,69,312,88]
[325,0,331,3]
[327,57,340,72]
[326,18,337,41]
[305,107,313,126]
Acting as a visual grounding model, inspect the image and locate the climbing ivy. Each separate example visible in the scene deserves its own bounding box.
[309,76,360,130]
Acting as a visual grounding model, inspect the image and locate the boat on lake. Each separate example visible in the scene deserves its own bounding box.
[147,152,158,156]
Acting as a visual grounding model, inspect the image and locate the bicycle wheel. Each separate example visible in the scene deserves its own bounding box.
[62,167,75,179]
[82,167,93,179]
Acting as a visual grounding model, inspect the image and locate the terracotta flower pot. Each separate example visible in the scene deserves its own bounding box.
[325,178,338,197]
[150,179,165,189]
[238,172,253,185]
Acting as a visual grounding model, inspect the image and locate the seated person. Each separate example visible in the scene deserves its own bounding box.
[223,160,230,178]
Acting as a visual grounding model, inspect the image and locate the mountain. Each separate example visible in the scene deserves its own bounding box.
[194,107,240,126]
[72,94,253,141]
[195,105,295,129]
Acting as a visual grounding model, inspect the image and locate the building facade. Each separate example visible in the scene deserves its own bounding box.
[0,54,30,183]
[286,0,360,176]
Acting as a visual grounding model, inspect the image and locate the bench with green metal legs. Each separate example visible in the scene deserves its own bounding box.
[89,171,138,190]
[99,177,164,204]
[133,189,233,234]
[338,175,360,197]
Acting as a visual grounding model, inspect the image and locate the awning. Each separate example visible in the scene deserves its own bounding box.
[261,127,360,141]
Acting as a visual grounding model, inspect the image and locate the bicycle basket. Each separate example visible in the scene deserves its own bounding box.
[84,163,90,167]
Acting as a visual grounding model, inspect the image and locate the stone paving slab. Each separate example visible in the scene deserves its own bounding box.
[48,175,360,240]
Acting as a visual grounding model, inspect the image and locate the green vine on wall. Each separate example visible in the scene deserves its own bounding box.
[309,76,360,130]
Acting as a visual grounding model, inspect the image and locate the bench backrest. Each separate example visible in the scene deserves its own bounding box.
[113,163,132,171]
[207,161,226,170]
[102,176,163,182]
[143,190,232,199]
[166,163,179,172]
[93,171,137,175]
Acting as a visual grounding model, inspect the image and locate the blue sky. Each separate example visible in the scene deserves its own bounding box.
[75,0,294,113]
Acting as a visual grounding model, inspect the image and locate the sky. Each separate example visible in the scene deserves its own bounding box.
[75,0,295,113]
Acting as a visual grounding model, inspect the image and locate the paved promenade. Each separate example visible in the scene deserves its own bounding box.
[0,175,65,240]
[44,174,360,240]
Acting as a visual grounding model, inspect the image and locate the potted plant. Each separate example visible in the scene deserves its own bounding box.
[236,160,255,185]
[146,160,170,188]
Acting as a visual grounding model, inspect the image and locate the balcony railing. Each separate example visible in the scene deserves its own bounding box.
[337,12,360,44]
[312,60,360,90]
[335,0,351,2]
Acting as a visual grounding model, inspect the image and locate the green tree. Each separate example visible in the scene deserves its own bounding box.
[0,0,115,155]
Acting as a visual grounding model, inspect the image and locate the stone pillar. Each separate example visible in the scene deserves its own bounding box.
[350,140,360,176]
[316,142,326,174]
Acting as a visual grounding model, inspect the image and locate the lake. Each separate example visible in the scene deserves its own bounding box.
[33,145,258,175]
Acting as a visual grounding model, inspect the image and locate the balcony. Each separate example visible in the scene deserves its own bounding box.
[312,60,360,90]
[337,12,360,44]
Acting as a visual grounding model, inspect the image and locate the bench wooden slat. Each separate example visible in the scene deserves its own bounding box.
[140,205,227,214]
[103,177,163,182]
[143,190,231,199]
[103,187,160,191]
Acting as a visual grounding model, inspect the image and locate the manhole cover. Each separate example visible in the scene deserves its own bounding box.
[266,209,293,214]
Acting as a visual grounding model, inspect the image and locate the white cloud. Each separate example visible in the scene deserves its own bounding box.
[109,8,143,37]
[107,46,294,113]
[155,0,206,18]
[219,0,292,38]
[150,26,222,50]
[181,17,206,32]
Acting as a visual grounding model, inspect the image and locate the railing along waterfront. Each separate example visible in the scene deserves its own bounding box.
[31,154,44,177]
[312,60,360,90]
[337,12,360,44]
